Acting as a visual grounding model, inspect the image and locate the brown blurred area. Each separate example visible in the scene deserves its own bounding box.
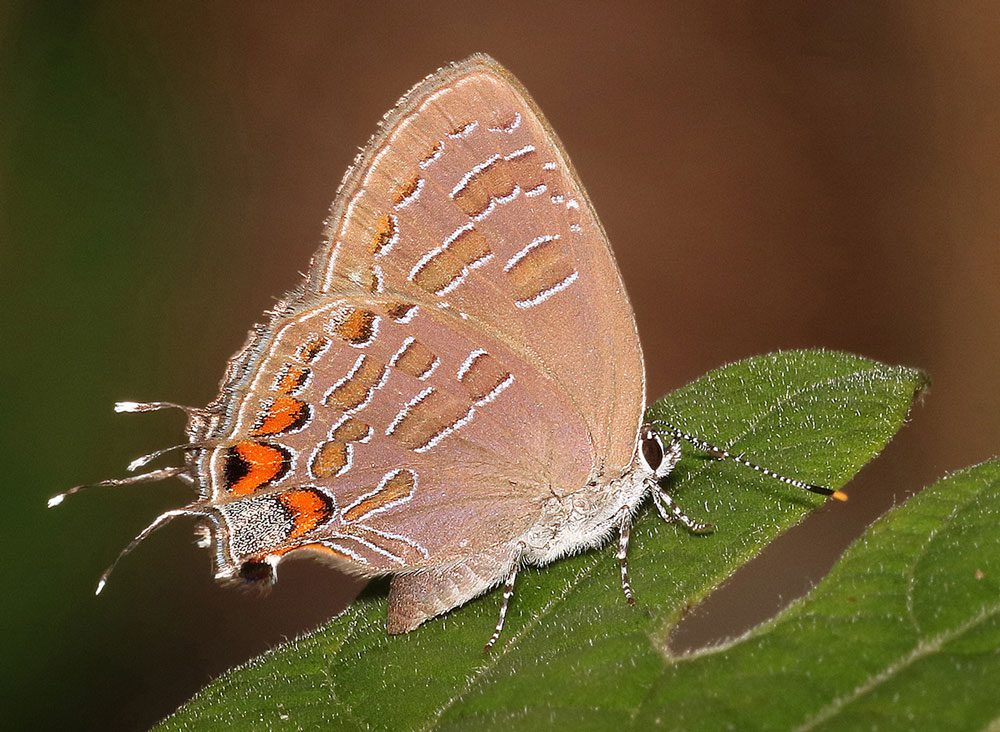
[4,3,999,730]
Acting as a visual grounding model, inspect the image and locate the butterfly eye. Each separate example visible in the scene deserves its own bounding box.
[640,430,665,473]
[238,559,275,585]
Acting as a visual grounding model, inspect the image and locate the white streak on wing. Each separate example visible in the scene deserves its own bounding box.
[474,373,515,406]
[345,314,380,349]
[386,386,434,436]
[419,141,445,169]
[408,223,475,281]
[345,359,389,416]
[504,234,560,273]
[387,114,415,146]
[372,265,384,293]
[393,178,425,210]
[550,194,565,204]
[419,356,440,381]
[542,161,557,170]
[321,240,342,292]
[342,534,405,565]
[323,354,366,405]
[434,252,494,296]
[414,404,476,453]
[360,525,430,560]
[417,87,453,113]
[389,336,416,367]
[504,144,535,160]
[472,185,520,222]
[515,270,580,309]
[374,214,399,258]
[566,199,580,210]
[569,223,581,233]
[343,468,415,522]
[321,540,368,564]
[394,305,419,324]
[488,112,522,133]
[451,154,500,198]
[457,348,488,380]
[447,120,478,139]
[362,146,392,186]
[345,191,365,226]
[525,183,547,197]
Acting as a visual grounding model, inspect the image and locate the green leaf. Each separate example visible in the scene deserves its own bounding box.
[159,350,928,731]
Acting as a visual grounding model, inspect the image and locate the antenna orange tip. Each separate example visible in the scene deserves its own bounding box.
[832,490,848,502]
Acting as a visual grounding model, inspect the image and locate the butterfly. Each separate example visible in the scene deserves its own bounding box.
[54,54,839,649]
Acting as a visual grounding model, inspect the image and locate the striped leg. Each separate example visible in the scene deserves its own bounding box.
[484,562,519,652]
[617,508,636,605]
[652,487,715,535]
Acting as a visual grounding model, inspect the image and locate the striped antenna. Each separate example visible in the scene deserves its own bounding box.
[649,420,847,501]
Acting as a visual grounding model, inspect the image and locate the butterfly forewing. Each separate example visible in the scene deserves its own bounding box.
[194,55,645,579]
[311,55,644,475]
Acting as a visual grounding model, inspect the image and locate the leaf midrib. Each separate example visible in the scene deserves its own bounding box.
[792,471,1000,730]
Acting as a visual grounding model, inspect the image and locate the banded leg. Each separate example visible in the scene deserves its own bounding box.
[484,562,520,652]
[617,508,636,605]
[652,487,715,535]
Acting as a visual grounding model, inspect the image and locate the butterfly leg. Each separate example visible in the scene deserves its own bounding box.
[484,561,520,652]
[617,508,636,605]
[652,488,715,535]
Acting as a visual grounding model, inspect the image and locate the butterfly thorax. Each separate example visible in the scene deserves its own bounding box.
[517,450,652,567]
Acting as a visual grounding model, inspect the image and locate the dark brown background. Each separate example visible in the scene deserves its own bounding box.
[3,3,998,730]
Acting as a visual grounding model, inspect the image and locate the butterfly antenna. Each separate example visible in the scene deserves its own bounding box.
[47,466,190,509]
[95,505,205,595]
[649,420,847,501]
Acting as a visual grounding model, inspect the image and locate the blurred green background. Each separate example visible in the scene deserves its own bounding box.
[3,3,999,730]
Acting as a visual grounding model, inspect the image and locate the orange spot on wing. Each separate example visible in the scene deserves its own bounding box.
[370,214,396,256]
[392,175,421,207]
[386,301,417,322]
[297,335,330,363]
[252,395,310,436]
[225,441,290,496]
[332,308,377,346]
[279,488,333,539]
[275,363,310,394]
[310,440,348,479]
